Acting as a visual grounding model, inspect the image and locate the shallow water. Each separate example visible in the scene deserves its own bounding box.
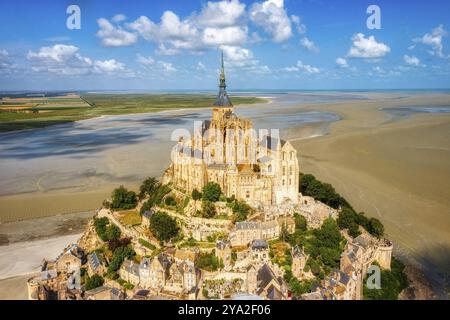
[0,93,348,197]
[381,105,450,121]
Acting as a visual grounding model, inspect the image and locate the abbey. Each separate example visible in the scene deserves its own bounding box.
[164,53,299,208]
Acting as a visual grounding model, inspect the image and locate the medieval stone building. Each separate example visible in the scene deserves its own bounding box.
[164,53,299,208]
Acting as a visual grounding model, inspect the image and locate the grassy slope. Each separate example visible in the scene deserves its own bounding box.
[0,94,266,132]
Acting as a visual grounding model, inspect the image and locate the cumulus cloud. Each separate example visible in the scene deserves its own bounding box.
[93,59,126,73]
[136,54,177,73]
[27,44,132,76]
[112,14,127,23]
[96,18,138,47]
[196,62,206,71]
[403,54,421,66]
[196,0,246,27]
[222,45,271,74]
[95,0,307,61]
[202,26,248,46]
[415,24,447,57]
[347,33,390,59]
[0,49,14,71]
[291,15,306,34]
[301,37,319,52]
[249,0,292,43]
[336,57,349,68]
[125,2,248,55]
[284,60,320,74]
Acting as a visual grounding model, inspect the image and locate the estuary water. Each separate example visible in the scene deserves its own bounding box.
[0,92,351,199]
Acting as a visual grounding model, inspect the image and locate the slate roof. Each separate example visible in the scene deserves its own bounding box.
[236,221,260,230]
[260,135,286,151]
[251,239,268,250]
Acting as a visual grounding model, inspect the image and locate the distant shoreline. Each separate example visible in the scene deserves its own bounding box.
[0,94,269,134]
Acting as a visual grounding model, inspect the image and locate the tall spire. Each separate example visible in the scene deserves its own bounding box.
[219,50,226,89]
[214,50,233,107]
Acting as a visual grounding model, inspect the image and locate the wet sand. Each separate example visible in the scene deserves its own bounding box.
[0,233,81,280]
[290,94,450,296]
[0,275,30,300]
[0,92,449,298]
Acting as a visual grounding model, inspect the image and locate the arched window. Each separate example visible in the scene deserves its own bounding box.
[267,164,272,173]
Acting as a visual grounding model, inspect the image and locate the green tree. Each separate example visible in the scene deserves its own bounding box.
[108,246,135,273]
[202,182,222,202]
[201,200,217,218]
[348,222,361,238]
[363,258,408,300]
[293,213,307,232]
[111,186,138,210]
[196,251,220,271]
[192,189,202,201]
[139,177,159,200]
[164,196,177,206]
[368,218,384,238]
[230,200,252,222]
[85,274,104,291]
[106,224,121,241]
[149,211,179,242]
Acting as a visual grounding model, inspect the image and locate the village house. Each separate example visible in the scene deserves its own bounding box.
[87,252,106,276]
[250,240,270,265]
[340,233,393,299]
[215,240,232,269]
[230,218,295,246]
[119,260,140,287]
[246,264,288,300]
[84,286,125,300]
[55,244,84,274]
[291,246,308,280]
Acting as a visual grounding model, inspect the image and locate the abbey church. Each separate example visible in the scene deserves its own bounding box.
[164,53,299,208]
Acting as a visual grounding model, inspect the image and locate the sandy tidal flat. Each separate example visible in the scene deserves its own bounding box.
[290,94,450,296]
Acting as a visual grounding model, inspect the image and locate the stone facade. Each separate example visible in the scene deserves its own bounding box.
[164,54,299,208]
[119,251,200,294]
[229,218,295,247]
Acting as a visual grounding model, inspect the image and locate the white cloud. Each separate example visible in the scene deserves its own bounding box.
[300,37,319,53]
[112,14,127,23]
[296,60,320,74]
[27,44,81,63]
[159,61,177,72]
[249,0,292,43]
[202,26,247,46]
[196,62,206,71]
[93,59,126,73]
[347,33,390,59]
[415,25,447,58]
[284,60,320,74]
[126,5,248,55]
[403,55,421,66]
[197,0,246,27]
[136,54,177,73]
[222,45,271,74]
[27,44,132,76]
[96,18,138,47]
[136,54,155,66]
[0,49,13,70]
[336,57,349,68]
[291,15,306,34]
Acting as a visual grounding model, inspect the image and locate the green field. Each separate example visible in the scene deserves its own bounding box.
[0,94,266,132]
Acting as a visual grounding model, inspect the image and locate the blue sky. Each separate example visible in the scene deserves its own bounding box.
[0,0,450,90]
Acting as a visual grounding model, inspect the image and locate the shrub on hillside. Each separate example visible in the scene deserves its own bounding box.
[111,186,137,210]
[202,182,222,202]
[149,211,179,242]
